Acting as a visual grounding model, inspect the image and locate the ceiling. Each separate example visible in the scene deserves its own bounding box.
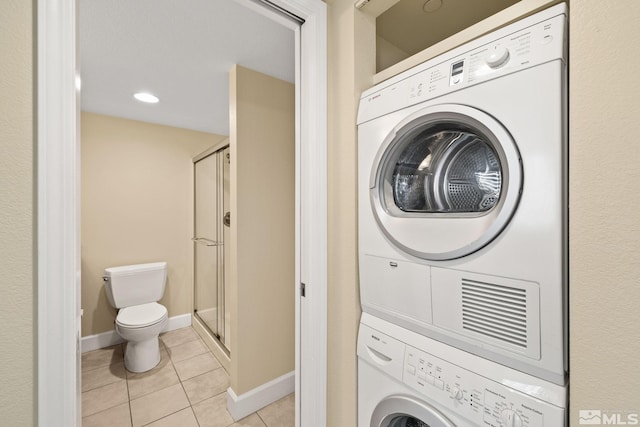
[79,0,295,136]
[377,0,520,57]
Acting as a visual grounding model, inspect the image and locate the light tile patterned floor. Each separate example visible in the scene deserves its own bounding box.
[82,327,294,427]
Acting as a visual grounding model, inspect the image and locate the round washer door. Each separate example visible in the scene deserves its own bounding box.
[371,395,456,427]
[370,104,522,260]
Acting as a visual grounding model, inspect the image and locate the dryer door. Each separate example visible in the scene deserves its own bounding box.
[371,395,456,427]
[371,104,522,260]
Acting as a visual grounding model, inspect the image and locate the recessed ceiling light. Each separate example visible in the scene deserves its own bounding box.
[133,92,159,103]
[423,0,443,13]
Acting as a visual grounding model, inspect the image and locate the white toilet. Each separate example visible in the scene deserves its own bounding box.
[103,262,169,373]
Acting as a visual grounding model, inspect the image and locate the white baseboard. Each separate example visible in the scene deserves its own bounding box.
[166,313,192,331]
[81,313,192,353]
[227,371,295,421]
[81,328,124,352]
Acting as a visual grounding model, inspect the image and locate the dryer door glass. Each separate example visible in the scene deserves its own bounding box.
[390,124,502,213]
[370,105,522,260]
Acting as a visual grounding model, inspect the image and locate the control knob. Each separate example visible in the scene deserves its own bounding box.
[486,46,510,69]
[500,409,523,427]
[449,386,463,401]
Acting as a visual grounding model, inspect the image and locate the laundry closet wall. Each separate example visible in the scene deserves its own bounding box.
[81,112,226,336]
[0,0,35,423]
[569,0,640,423]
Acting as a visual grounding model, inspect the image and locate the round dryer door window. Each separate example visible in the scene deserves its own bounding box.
[371,396,456,427]
[371,104,522,260]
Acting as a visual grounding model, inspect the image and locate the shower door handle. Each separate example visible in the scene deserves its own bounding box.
[192,237,221,247]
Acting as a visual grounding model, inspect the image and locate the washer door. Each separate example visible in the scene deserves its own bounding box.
[371,395,456,427]
[370,104,522,260]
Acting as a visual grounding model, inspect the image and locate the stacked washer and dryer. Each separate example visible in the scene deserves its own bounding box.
[357,4,568,426]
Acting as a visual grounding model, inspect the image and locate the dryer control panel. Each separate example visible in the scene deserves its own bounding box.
[357,6,566,125]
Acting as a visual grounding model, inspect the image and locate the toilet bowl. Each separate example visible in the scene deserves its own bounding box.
[103,262,168,373]
[116,302,169,373]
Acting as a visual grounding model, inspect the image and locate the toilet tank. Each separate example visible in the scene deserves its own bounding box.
[104,262,167,309]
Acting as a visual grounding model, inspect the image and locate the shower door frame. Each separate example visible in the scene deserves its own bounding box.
[193,142,231,354]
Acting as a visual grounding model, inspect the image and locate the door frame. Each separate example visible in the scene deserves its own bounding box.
[36,0,327,425]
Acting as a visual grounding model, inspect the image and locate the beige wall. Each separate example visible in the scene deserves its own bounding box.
[0,0,35,424]
[376,36,410,73]
[326,1,375,424]
[569,1,640,424]
[228,66,296,394]
[81,112,225,336]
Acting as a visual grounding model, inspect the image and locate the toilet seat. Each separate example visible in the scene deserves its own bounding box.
[116,302,168,329]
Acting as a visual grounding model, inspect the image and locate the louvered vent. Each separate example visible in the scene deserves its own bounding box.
[461,278,528,348]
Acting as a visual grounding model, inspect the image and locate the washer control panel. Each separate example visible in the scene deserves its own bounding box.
[358,321,566,426]
[403,345,563,426]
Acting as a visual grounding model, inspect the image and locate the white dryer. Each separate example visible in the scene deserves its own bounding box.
[357,5,568,385]
[358,313,567,427]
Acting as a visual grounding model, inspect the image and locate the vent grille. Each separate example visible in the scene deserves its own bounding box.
[461,278,528,348]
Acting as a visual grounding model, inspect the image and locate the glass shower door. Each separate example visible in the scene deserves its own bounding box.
[193,145,229,352]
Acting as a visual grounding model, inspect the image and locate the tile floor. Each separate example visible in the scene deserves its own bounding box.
[82,327,294,427]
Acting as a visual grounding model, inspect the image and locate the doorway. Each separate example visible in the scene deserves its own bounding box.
[37,0,327,426]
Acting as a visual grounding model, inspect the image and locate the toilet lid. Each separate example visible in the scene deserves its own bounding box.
[116,303,168,328]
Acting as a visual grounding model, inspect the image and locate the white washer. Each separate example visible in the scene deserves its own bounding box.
[357,5,568,385]
[358,313,567,427]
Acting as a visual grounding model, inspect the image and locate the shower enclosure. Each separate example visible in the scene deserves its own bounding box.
[193,142,231,353]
